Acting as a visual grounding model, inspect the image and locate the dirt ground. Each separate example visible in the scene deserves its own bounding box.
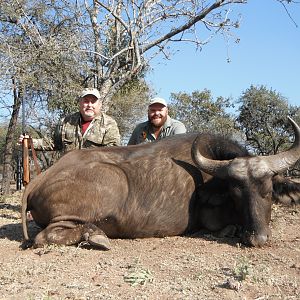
[0,190,299,300]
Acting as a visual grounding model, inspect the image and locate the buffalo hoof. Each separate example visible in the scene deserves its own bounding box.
[20,239,34,250]
[84,233,111,250]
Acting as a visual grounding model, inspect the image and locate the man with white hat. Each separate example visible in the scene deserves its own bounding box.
[128,97,186,145]
[19,88,120,155]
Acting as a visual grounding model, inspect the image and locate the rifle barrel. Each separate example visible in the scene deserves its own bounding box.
[22,137,30,186]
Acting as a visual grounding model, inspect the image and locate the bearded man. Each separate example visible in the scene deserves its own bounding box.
[128,97,186,145]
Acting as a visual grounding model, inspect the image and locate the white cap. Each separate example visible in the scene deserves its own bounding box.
[79,88,101,99]
[149,97,167,107]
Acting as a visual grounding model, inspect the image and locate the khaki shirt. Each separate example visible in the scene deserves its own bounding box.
[128,115,186,145]
[33,112,120,153]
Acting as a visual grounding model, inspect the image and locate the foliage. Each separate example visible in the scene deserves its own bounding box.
[236,85,300,155]
[0,0,89,122]
[123,259,154,286]
[0,0,249,122]
[169,89,237,137]
[123,268,153,286]
[0,122,39,166]
[0,124,7,165]
[0,0,298,192]
[234,257,251,281]
[107,79,152,144]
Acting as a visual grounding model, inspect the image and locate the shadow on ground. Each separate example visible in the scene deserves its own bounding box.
[0,220,40,244]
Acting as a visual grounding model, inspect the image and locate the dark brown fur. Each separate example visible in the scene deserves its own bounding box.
[21,132,300,249]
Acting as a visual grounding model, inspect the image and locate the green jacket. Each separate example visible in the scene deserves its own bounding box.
[33,112,120,153]
[128,116,186,145]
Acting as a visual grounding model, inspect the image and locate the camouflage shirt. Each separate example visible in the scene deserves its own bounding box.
[33,112,121,153]
[128,115,186,145]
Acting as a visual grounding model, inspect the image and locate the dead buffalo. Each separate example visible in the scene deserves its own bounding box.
[21,117,300,249]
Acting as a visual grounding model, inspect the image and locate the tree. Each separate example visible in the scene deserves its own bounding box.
[1,0,297,193]
[0,0,88,193]
[236,85,300,156]
[169,89,237,137]
[108,79,152,144]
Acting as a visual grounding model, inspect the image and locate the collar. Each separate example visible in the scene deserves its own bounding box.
[79,112,103,124]
[163,115,172,129]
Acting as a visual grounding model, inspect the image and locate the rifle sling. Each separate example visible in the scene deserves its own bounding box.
[29,138,42,175]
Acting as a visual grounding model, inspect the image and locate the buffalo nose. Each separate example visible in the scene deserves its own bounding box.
[251,234,268,247]
[243,231,271,247]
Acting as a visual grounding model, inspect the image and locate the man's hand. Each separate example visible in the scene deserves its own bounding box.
[18,134,29,145]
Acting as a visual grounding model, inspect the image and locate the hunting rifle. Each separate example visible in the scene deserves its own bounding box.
[16,98,41,190]
[16,135,41,190]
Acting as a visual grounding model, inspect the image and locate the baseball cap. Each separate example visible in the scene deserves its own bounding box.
[149,97,167,107]
[79,88,101,100]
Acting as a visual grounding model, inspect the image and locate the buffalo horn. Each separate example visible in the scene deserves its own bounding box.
[192,117,300,178]
[261,117,300,175]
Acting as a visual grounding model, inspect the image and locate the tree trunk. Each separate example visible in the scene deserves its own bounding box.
[99,78,114,111]
[1,85,22,195]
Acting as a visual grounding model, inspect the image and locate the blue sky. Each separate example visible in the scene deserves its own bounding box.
[147,0,300,111]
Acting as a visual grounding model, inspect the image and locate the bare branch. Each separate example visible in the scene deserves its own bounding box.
[15,0,45,46]
[142,0,244,53]
[95,0,130,32]
[276,0,299,27]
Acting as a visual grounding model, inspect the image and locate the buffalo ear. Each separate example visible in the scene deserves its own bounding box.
[272,175,300,206]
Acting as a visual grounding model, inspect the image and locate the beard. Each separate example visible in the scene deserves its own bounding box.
[149,114,168,129]
[81,110,95,121]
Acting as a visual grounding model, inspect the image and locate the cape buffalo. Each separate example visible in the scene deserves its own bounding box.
[21,117,300,249]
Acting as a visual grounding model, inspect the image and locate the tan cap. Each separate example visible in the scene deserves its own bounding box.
[79,88,101,100]
[149,97,167,107]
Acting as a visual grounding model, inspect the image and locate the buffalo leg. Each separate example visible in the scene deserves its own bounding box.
[34,222,110,250]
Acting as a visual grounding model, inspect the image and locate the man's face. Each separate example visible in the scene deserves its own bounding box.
[79,95,102,121]
[148,103,168,128]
